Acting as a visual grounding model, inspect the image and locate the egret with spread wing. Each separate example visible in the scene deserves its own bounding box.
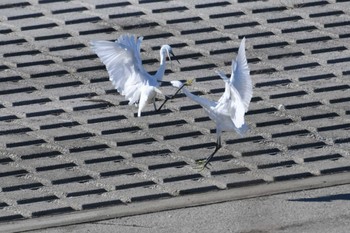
[171,38,252,169]
[90,35,179,117]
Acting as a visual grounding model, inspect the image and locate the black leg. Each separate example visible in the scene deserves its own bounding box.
[201,143,221,169]
[156,95,171,112]
[197,136,222,169]
[156,84,186,111]
[153,101,157,111]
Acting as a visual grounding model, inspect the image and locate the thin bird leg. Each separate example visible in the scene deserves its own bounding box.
[156,95,170,112]
[156,84,186,111]
[202,141,221,168]
[197,136,222,169]
[153,100,157,111]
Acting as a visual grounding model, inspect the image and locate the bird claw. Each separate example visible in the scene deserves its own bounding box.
[185,79,194,86]
[195,159,211,171]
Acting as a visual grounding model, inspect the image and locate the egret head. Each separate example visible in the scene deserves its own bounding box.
[170,80,183,88]
[170,79,194,89]
[161,45,180,65]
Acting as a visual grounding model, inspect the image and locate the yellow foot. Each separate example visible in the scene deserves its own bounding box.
[185,79,194,86]
[195,159,211,171]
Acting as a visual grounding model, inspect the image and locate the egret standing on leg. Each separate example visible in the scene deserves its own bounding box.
[90,34,179,117]
[171,38,252,169]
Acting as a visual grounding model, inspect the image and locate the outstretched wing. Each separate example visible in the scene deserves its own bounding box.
[90,35,149,105]
[229,37,252,112]
[215,82,246,128]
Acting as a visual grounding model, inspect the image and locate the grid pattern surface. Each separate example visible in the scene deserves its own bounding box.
[1,0,350,226]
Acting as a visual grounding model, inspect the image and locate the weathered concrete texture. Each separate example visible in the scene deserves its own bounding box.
[0,0,350,231]
[24,184,350,233]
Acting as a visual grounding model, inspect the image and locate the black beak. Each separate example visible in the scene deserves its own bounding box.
[169,51,181,64]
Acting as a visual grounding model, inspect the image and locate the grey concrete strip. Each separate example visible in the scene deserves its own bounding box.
[2,172,350,233]
[27,183,350,233]
[1,0,350,231]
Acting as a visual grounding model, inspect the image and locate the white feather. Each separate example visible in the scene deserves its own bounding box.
[90,34,174,116]
[169,38,252,168]
[171,38,252,138]
[230,37,252,112]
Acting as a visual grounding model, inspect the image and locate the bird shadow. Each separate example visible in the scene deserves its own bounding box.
[288,193,350,202]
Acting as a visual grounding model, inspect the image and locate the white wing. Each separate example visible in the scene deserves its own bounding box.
[215,67,245,128]
[215,82,245,128]
[90,35,149,105]
[215,70,229,82]
[230,37,252,112]
[215,70,229,104]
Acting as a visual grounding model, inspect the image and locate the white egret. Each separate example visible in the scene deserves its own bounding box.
[90,34,179,117]
[171,38,252,169]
